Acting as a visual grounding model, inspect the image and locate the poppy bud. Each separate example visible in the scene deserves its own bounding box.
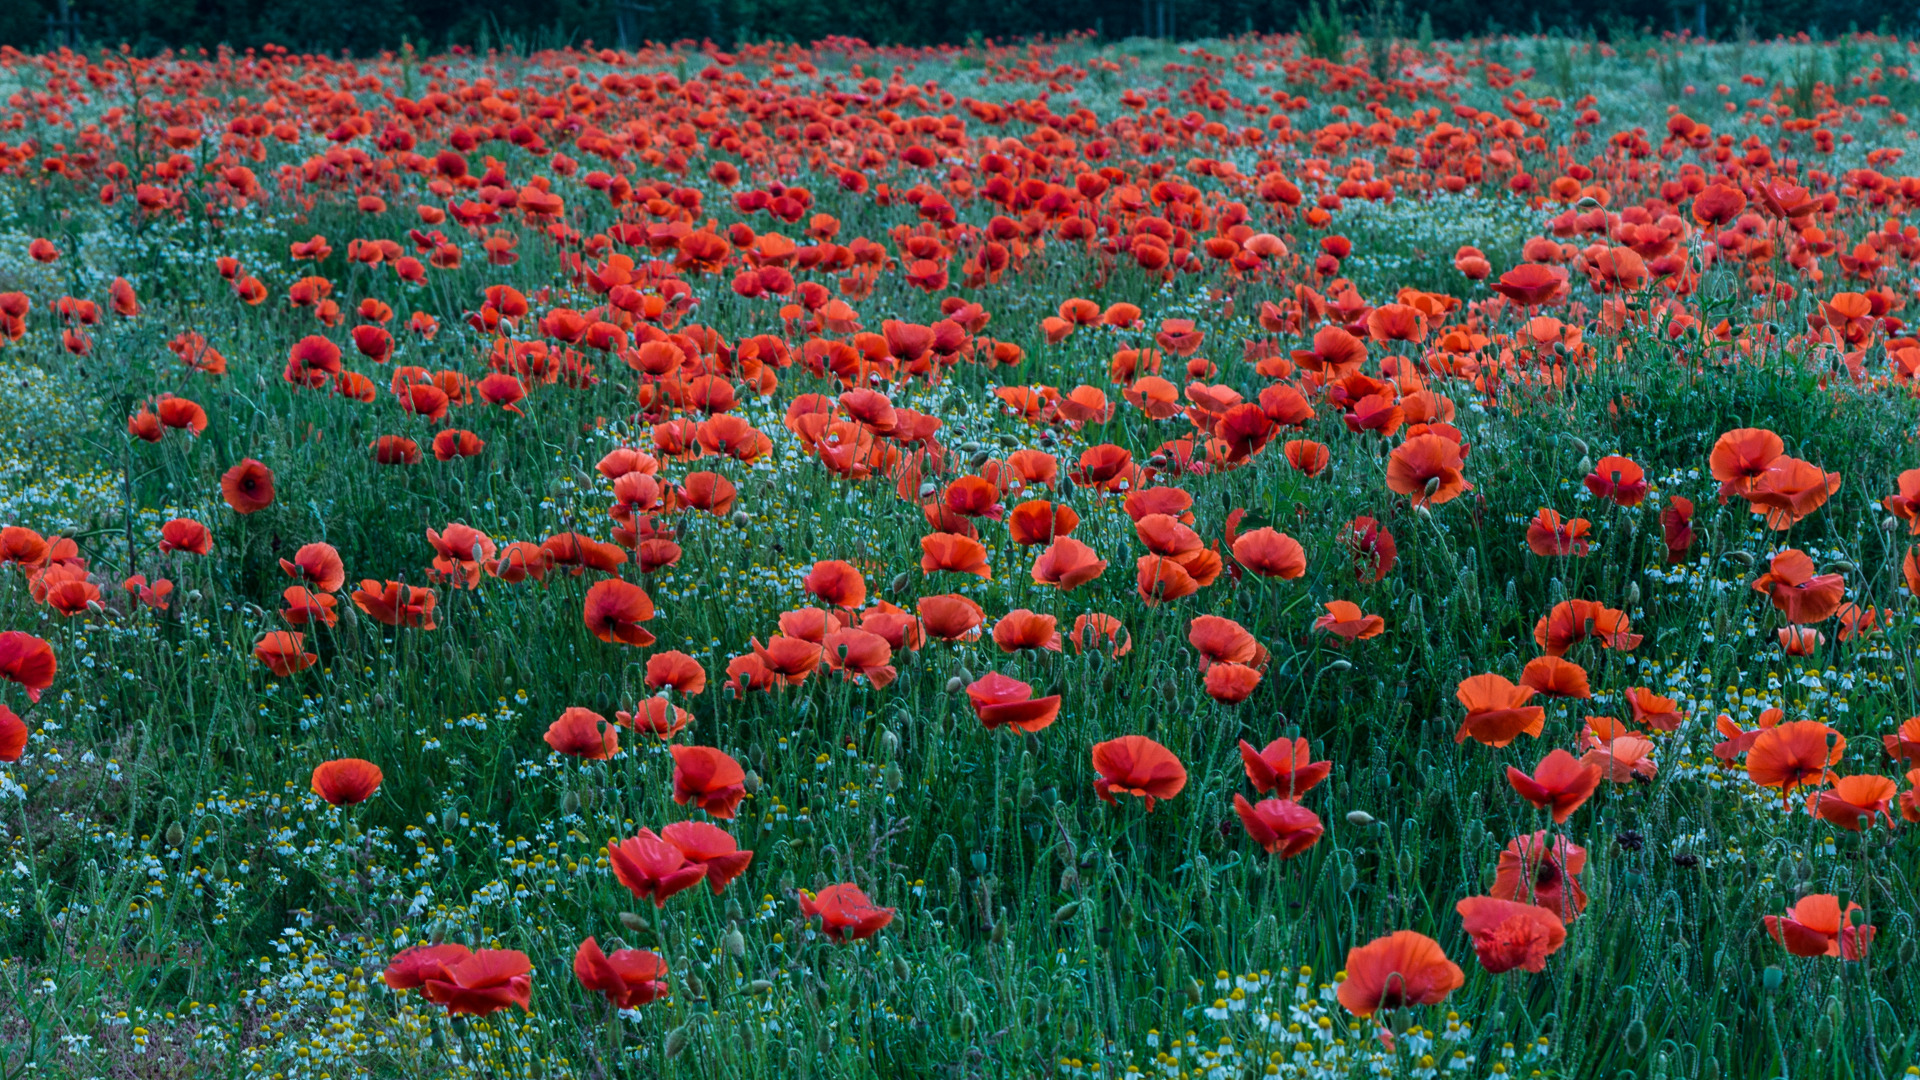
[723,928,745,957]
[1422,475,1441,497]
[960,1008,977,1036]
[956,666,975,684]
[1574,196,1600,210]
[743,771,761,794]
[1622,1017,1647,1055]
[1822,559,1856,574]
[1720,550,1753,566]
[165,821,185,848]
[1884,516,1902,532]
[1901,937,1919,966]
[918,482,937,499]
[1183,977,1203,1005]
[561,790,580,816]
[730,510,751,527]
[1345,810,1376,826]
[883,763,903,791]
[888,572,912,595]
[1322,659,1353,673]
[990,918,1005,943]
[969,451,991,470]
[944,676,964,694]
[893,954,911,980]
[664,1027,689,1059]
[749,978,774,994]
[1761,965,1783,993]
[1052,900,1080,924]
[1575,456,1591,475]
[1339,863,1358,892]
[429,922,446,944]
[1626,581,1641,606]
[880,730,899,757]
[619,911,649,933]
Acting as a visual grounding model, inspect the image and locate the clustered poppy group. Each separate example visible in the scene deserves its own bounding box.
[2,32,1919,1039]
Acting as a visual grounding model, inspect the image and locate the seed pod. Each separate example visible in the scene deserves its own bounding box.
[1762,965,1783,993]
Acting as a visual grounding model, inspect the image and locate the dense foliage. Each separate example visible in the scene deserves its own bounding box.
[3,27,1920,1080]
[2,0,1918,58]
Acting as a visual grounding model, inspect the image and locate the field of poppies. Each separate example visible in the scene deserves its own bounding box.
[2,25,1920,1080]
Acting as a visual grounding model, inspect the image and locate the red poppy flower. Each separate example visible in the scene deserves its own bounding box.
[1336,931,1464,1017]
[254,631,317,676]
[670,745,747,818]
[280,542,345,592]
[966,672,1061,733]
[1751,549,1847,624]
[351,580,438,629]
[1517,656,1591,699]
[1454,673,1545,747]
[1230,528,1306,578]
[803,559,866,608]
[645,651,707,695]
[616,697,694,740]
[1525,508,1591,557]
[1505,749,1601,823]
[608,832,707,907]
[583,579,656,646]
[1312,601,1384,642]
[1090,735,1187,811]
[545,707,619,759]
[1491,831,1588,921]
[1582,455,1647,506]
[420,949,533,1016]
[1385,433,1469,506]
[311,757,382,805]
[0,632,56,702]
[799,883,895,943]
[221,458,275,514]
[1747,720,1844,801]
[1624,687,1685,732]
[1810,774,1898,832]
[1030,536,1108,590]
[1232,794,1322,856]
[1765,894,1874,960]
[1455,896,1567,973]
[574,938,668,1009]
[921,532,991,578]
[0,704,25,762]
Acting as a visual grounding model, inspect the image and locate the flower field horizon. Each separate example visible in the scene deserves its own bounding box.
[3,25,1920,1080]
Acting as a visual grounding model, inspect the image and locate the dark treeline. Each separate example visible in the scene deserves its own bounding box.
[1,0,1914,58]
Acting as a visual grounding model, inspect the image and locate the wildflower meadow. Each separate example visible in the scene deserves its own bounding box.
[3,25,1920,1080]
